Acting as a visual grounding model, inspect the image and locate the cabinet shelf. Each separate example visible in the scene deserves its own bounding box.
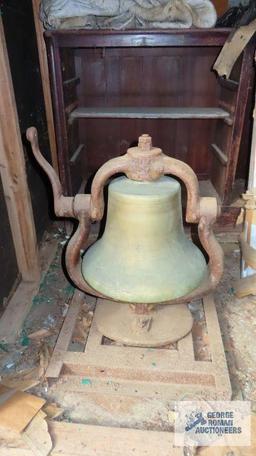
[69,106,230,122]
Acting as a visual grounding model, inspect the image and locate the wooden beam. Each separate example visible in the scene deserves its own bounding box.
[0,17,40,282]
[213,19,256,79]
[248,86,256,190]
[31,0,59,175]
[239,52,256,282]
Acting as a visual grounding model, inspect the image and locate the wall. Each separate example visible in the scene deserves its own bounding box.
[1,0,52,242]
[0,0,52,309]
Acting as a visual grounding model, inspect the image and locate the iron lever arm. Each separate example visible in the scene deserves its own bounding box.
[26,127,104,296]
[26,127,74,218]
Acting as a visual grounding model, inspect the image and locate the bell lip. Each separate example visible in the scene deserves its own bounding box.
[81,268,211,306]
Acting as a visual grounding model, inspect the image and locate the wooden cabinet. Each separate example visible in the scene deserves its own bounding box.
[45,29,255,225]
[212,0,229,16]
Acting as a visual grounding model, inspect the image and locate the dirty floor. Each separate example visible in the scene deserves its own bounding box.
[0,225,255,431]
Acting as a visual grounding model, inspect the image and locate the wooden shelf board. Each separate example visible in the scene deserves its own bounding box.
[69,106,230,121]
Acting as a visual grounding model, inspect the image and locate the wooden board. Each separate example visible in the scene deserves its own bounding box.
[0,421,183,456]
[0,17,39,282]
[247,51,256,190]
[0,281,38,344]
[0,176,19,309]
[49,421,182,456]
[31,0,58,175]
[22,410,52,456]
[0,234,59,343]
[45,290,84,378]
[214,19,256,79]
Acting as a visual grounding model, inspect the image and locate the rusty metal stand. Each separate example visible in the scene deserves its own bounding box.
[46,290,231,401]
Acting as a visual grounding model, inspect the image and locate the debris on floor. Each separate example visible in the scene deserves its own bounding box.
[0,230,256,454]
[198,415,256,455]
[71,307,93,346]
[0,378,63,455]
[0,365,41,391]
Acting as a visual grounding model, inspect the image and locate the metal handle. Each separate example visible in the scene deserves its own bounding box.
[27,127,101,296]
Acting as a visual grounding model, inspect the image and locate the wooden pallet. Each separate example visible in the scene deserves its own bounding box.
[46,291,231,401]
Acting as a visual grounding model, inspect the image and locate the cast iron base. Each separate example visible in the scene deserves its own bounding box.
[94,299,193,347]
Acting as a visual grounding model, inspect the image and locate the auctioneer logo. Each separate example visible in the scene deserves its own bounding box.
[174,401,251,447]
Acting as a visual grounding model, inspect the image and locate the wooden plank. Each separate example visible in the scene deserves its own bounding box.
[0,428,34,456]
[31,0,59,175]
[45,28,231,48]
[234,274,256,298]
[45,290,85,378]
[65,100,78,115]
[223,42,255,198]
[0,18,39,282]
[61,350,215,385]
[203,294,232,398]
[57,373,216,401]
[69,106,230,121]
[0,282,38,343]
[0,421,183,456]
[177,331,194,360]
[69,144,84,165]
[248,81,256,189]
[22,410,52,456]
[45,37,72,195]
[0,234,59,343]
[211,143,228,166]
[218,76,239,91]
[63,76,80,86]
[49,421,182,456]
[214,19,256,79]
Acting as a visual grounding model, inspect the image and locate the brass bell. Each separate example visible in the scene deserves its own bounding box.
[27,129,223,348]
[82,175,207,303]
